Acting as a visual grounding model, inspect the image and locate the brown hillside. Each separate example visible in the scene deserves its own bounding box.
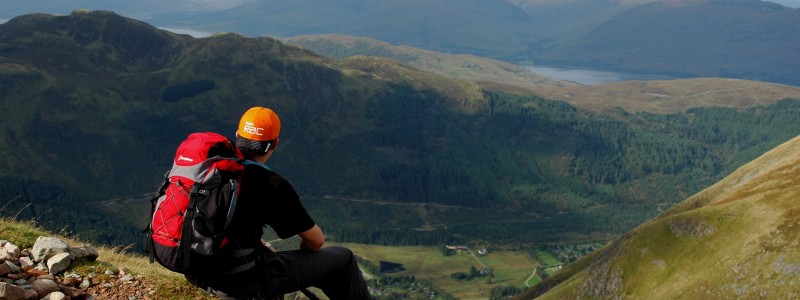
[520,134,800,299]
[284,34,576,89]
[530,77,800,114]
[284,35,800,115]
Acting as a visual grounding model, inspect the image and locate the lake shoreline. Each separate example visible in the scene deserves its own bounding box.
[524,65,676,85]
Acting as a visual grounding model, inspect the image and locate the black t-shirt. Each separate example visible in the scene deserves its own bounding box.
[225,162,316,249]
[186,162,314,285]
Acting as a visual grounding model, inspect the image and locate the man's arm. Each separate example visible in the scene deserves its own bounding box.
[298,224,325,252]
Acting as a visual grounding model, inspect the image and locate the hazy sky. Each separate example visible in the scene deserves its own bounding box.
[0,0,797,24]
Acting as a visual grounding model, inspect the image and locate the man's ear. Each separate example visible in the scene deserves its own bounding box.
[272,138,280,150]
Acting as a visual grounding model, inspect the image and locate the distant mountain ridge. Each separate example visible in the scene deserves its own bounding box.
[532,0,800,86]
[3,0,799,85]
[155,0,537,58]
[149,0,800,86]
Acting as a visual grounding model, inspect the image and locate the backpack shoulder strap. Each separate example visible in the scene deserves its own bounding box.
[180,184,205,271]
[221,160,265,236]
[223,178,239,233]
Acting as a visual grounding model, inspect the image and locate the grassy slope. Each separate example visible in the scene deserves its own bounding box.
[522,134,800,299]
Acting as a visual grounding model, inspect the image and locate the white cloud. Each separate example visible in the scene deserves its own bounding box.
[159,27,214,38]
[186,0,254,10]
[765,0,800,8]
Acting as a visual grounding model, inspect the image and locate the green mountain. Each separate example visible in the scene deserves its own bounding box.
[519,134,800,299]
[1,10,799,251]
[509,0,639,47]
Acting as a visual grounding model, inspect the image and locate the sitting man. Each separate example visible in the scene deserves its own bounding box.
[185,106,371,300]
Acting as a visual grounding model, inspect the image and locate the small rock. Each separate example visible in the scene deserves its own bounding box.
[6,261,20,273]
[26,269,48,279]
[79,278,93,289]
[31,278,59,298]
[18,257,34,270]
[42,291,66,300]
[0,282,27,300]
[37,274,55,281]
[31,237,69,263]
[62,275,80,287]
[46,253,72,275]
[0,262,12,276]
[23,288,38,300]
[34,261,48,272]
[70,245,99,262]
[59,285,85,298]
[0,240,21,263]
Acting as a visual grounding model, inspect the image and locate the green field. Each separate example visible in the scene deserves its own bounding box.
[340,243,537,299]
[535,250,560,267]
[525,276,541,287]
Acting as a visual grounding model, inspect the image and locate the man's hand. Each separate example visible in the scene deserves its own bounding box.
[261,240,277,253]
[298,225,324,252]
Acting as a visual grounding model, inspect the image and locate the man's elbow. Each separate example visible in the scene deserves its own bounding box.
[302,238,325,252]
[299,225,325,251]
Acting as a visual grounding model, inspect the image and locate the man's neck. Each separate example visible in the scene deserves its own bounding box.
[245,151,271,164]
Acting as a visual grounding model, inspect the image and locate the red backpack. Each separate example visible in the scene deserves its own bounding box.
[145,132,250,273]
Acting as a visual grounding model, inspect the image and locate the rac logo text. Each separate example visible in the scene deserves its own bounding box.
[243,121,264,136]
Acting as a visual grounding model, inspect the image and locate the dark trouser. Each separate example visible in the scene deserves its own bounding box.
[188,246,370,300]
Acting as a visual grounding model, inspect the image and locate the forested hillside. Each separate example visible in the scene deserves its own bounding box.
[0,11,799,250]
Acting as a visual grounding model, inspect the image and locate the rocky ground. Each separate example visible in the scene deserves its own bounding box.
[0,237,162,300]
[83,270,158,300]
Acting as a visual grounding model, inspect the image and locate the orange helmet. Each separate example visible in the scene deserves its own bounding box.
[236,107,281,154]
